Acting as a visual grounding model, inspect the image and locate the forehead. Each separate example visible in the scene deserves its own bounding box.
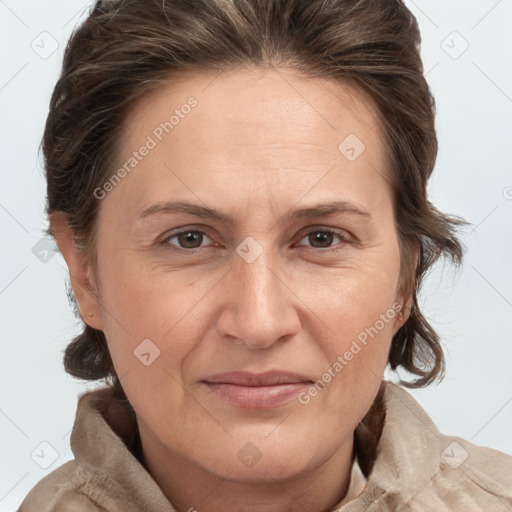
[120,66,384,159]
[108,67,391,216]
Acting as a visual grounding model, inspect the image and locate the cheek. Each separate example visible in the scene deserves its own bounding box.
[93,257,202,414]
[308,245,401,387]
[315,248,401,335]
[94,249,215,371]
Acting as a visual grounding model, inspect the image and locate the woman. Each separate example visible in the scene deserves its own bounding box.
[20,0,512,510]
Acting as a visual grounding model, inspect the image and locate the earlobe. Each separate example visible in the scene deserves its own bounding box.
[50,212,104,330]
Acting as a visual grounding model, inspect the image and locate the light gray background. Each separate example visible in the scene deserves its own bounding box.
[1,1,511,510]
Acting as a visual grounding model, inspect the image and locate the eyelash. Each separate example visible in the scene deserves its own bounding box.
[159,227,352,253]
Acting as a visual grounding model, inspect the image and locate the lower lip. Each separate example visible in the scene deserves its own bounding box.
[202,382,310,408]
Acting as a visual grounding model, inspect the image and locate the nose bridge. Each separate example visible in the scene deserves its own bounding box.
[218,238,299,348]
[243,249,277,313]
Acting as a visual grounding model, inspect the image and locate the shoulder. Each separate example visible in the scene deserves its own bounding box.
[428,433,512,510]
[18,460,101,512]
[354,382,512,511]
[396,382,512,510]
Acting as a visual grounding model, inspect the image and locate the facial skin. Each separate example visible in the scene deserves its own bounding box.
[53,67,412,512]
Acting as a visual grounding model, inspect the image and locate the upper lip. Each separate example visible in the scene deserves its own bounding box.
[202,370,313,386]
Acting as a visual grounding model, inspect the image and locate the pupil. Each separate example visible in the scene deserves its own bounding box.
[179,231,202,248]
[310,231,333,248]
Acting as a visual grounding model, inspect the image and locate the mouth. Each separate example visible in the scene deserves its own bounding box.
[201,371,313,408]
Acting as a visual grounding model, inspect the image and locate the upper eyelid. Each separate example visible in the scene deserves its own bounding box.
[163,223,350,235]
[296,226,350,238]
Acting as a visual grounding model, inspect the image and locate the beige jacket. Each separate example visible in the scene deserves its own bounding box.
[20,381,512,511]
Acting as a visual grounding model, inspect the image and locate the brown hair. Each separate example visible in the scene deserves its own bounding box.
[44,0,467,391]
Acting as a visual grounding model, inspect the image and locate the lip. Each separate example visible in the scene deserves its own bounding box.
[201,371,313,408]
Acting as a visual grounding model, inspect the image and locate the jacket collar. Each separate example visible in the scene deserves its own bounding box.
[343,381,442,510]
[71,386,177,511]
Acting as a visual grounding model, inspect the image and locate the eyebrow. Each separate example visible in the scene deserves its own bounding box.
[137,200,371,225]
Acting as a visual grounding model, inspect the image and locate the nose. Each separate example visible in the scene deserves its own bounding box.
[216,244,302,349]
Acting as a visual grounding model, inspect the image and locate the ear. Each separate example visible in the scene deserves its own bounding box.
[392,292,413,334]
[393,245,419,333]
[50,212,104,330]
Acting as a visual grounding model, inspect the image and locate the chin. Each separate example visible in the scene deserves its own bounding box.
[208,454,311,483]
[195,434,320,483]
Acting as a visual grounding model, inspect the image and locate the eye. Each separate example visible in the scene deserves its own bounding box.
[160,227,350,252]
[295,229,350,250]
[161,229,214,250]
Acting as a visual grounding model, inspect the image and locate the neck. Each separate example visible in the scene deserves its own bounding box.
[139,429,356,512]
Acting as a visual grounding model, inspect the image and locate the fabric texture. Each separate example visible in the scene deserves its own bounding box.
[19,380,512,511]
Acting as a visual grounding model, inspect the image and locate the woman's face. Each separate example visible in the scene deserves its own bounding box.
[81,68,409,483]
